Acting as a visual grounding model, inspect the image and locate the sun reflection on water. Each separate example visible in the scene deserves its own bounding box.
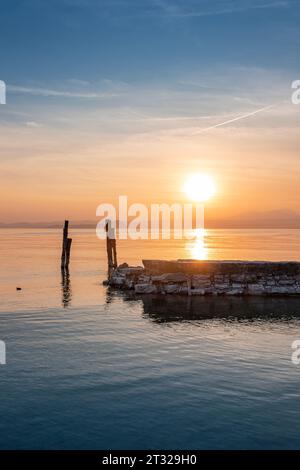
[186,228,208,260]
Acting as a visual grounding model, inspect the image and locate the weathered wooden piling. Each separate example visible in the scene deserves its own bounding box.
[112,237,117,269]
[61,267,72,307]
[105,220,117,278]
[61,220,72,270]
[65,237,72,269]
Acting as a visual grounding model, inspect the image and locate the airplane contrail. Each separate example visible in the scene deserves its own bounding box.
[193,103,276,134]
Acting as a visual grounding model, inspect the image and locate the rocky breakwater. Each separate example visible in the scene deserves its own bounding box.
[105,260,300,296]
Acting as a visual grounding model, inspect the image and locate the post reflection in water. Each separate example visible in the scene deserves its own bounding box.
[61,269,72,308]
[186,228,208,260]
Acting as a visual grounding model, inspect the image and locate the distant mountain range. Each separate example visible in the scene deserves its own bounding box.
[1,210,300,229]
[206,210,300,229]
[0,220,96,229]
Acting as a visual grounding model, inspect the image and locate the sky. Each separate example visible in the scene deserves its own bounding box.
[0,0,300,224]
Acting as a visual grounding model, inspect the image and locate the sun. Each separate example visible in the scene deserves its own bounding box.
[183,174,216,202]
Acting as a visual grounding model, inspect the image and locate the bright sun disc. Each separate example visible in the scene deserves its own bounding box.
[183,174,216,202]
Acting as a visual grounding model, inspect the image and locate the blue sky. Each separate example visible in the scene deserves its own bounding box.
[0,0,298,133]
[0,0,300,222]
[1,0,299,93]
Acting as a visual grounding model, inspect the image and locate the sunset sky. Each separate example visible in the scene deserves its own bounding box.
[0,0,300,225]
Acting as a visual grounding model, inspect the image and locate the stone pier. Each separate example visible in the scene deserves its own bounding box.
[105,260,300,296]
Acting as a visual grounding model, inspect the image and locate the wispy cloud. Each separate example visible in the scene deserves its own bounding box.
[26,121,43,128]
[32,0,292,19]
[154,0,291,18]
[7,84,117,99]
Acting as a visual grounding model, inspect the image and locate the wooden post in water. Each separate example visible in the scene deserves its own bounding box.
[112,237,117,269]
[61,220,72,270]
[105,219,117,278]
[65,237,72,269]
[61,220,69,269]
[105,220,113,271]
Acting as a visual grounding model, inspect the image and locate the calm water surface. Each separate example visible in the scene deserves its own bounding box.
[0,228,300,449]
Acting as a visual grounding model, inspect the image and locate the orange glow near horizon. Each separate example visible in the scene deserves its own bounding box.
[0,114,300,225]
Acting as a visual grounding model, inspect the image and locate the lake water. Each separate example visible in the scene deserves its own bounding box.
[0,228,300,449]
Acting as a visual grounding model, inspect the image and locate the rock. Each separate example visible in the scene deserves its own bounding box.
[278,279,295,286]
[124,279,134,289]
[151,274,166,282]
[203,287,215,295]
[118,262,129,269]
[151,273,188,284]
[177,286,189,295]
[245,274,259,283]
[214,275,226,282]
[265,286,286,295]
[137,275,151,283]
[214,283,230,290]
[231,283,243,289]
[110,275,126,287]
[164,273,188,283]
[118,266,144,276]
[227,288,245,296]
[163,284,181,294]
[190,288,205,296]
[230,274,246,283]
[192,274,211,288]
[265,286,299,295]
[134,284,157,294]
[247,284,265,295]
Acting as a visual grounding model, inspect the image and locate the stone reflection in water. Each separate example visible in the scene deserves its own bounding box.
[141,296,300,323]
[108,290,300,323]
[61,269,72,308]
